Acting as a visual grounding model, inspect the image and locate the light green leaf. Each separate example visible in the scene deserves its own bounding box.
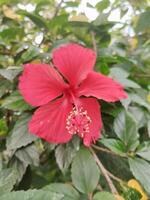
[43,183,80,200]
[129,157,150,194]
[21,46,40,63]
[2,91,32,111]
[93,13,108,26]
[65,1,79,7]
[0,68,21,81]
[129,106,147,128]
[0,168,18,195]
[7,114,37,150]
[0,189,63,200]
[71,147,100,194]
[93,192,115,200]
[100,138,126,155]
[114,111,139,151]
[147,120,150,137]
[110,67,140,88]
[136,141,150,161]
[96,0,109,11]
[0,119,8,136]
[135,11,150,33]
[129,92,150,111]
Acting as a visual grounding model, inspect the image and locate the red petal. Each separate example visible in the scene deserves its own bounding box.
[78,98,102,147]
[78,72,128,102]
[52,43,96,86]
[29,97,72,144]
[19,64,67,106]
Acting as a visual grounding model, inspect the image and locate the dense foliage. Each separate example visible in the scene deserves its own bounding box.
[0,0,150,199]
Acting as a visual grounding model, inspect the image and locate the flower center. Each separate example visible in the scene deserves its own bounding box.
[66,106,91,138]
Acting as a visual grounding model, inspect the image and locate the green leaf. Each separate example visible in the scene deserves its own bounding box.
[98,64,110,75]
[7,114,37,150]
[0,68,21,81]
[147,119,150,137]
[71,147,100,194]
[110,67,140,88]
[93,13,108,26]
[10,156,28,183]
[0,119,8,137]
[9,144,39,182]
[43,183,80,200]
[15,144,39,166]
[93,192,115,200]
[129,157,150,194]
[100,138,126,155]
[0,189,63,200]
[136,141,150,162]
[21,46,40,63]
[114,111,139,151]
[18,10,48,29]
[0,27,24,42]
[129,106,147,128]
[135,11,150,33]
[65,1,79,7]
[0,79,13,98]
[2,91,32,111]
[0,168,18,195]
[96,0,109,11]
[48,14,69,29]
[55,137,79,173]
[123,187,141,200]
[128,90,150,111]
[0,0,20,5]
[55,139,79,173]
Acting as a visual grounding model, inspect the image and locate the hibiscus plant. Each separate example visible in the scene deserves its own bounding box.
[0,0,150,200]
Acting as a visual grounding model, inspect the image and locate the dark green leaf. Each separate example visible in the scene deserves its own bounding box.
[15,144,39,166]
[7,114,37,150]
[18,10,48,29]
[0,79,13,98]
[10,156,28,183]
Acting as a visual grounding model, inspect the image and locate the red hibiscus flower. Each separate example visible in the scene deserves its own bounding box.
[19,43,127,146]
